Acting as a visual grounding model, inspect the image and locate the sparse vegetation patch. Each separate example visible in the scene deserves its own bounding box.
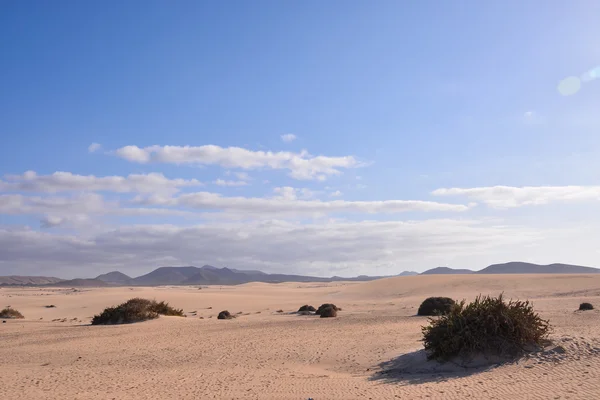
[315,304,341,315]
[0,307,24,319]
[417,297,456,316]
[319,306,337,318]
[218,310,234,320]
[91,298,184,325]
[579,302,594,311]
[422,294,550,361]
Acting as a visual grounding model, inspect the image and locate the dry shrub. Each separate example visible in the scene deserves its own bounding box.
[315,304,341,315]
[298,305,316,312]
[579,302,594,311]
[417,297,455,316]
[218,310,234,320]
[319,306,337,318]
[0,307,24,319]
[91,298,184,325]
[422,294,550,361]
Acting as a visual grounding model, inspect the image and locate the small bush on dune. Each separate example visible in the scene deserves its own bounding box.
[0,307,24,319]
[218,310,234,320]
[315,304,341,315]
[91,298,184,325]
[417,297,455,316]
[298,305,316,312]
[579,302,594,311]
[422,294,550,361]
[319,306,337,318]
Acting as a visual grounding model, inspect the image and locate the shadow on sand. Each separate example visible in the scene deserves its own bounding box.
[369,349,511,385]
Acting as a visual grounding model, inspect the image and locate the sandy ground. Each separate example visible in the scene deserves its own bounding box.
[2,274,600,399]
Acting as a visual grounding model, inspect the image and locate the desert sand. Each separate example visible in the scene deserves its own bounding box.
[2,274,600,399]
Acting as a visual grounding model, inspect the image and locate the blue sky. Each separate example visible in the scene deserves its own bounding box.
[1,2,600,278]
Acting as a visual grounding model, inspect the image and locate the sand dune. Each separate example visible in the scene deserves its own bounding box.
[2,275,600,399]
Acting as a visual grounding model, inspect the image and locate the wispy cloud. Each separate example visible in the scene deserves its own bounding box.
[0,171,202,194]
[280,134,297,142]
[433,185,600,208]
[111,144,361,181]
[136,191,471,216]
[0,219,540,276]
[213,179,248,187]
[88,143,102,153]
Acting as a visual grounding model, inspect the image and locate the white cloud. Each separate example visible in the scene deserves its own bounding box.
[433,185,600,208]
[273,187,317,200]
[0,219,541,276]
[234,172,251,181]
[114,145,151,163]
[330,190,343,197]
[213,179,248,187]
[281,134,297,142]
[0,193,108,216]
[88,143,102,153]
[0,171,202,194]
[40,214,91,229]
[110,144,360,180]
[137,191,470,216]
[0,193,199,226]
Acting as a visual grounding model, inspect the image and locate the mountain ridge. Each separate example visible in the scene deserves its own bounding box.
[3,262,599,287]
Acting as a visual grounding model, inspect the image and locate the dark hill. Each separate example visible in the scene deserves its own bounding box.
[420,267,473,275]
[397,271,419,276]
[477,262,600,274]
[96,271,132,284]
[131,266,202,285]
[47,278,109,287]
[0,276,64,286]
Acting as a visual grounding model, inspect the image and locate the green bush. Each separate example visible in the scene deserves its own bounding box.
[0,307,24,319]
[422,294,550,361]
[315,303,341,315]
[91,298,184,325]
[417,297,455,316]
[579,302,594,311]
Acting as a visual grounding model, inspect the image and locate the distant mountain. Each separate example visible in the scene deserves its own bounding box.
[477,262,600,274]
[0,276,64,286]
[230,268,267,276]
[421,267,473,275]
[95,271,132,284]
[397,271,419,276]
[127,265,386,286]
[131,266,203,285]
[47,278,109,287]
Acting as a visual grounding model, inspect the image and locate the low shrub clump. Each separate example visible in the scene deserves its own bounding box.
[579,302,594,311]
[319,306,337,318]
[315,304,341,315]
[417,297,455,316]
[422,294,550,361]
[298,305,316,312]
[91,298,184,325]
[0,307,24,319]
[218,310,234,320]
